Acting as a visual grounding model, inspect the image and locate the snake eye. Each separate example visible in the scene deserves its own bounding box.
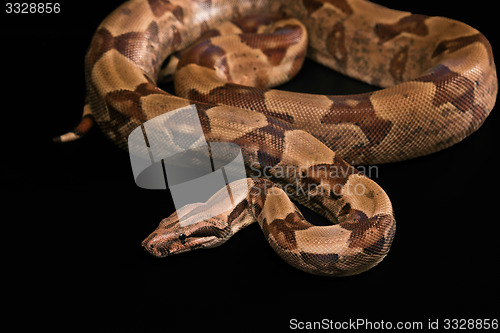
[178,233,187,244]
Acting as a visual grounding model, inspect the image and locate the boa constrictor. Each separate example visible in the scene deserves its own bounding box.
[62,0,496,276]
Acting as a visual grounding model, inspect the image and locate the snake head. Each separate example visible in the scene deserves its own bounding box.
[142,203,234,257]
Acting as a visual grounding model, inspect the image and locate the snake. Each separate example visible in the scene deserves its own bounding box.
[58,0,497,276]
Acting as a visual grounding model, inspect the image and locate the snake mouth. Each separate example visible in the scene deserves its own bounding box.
[142,240,171,257]
[141,233,171,257]
[141,234,219,257]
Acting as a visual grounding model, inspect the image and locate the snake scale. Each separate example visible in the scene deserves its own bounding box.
[61,0,497,276]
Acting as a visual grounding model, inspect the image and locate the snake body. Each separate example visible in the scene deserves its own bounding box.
[75,0,496,276]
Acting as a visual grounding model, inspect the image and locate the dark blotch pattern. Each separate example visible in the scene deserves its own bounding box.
[301,158,358,199]
[363,218,396,255]
[322,95,393,146]
[86,23,161,74]
[415,65,475,113]
[300,251,340,270]
[340,212,394,250]
[237,115,294,168]
[326,22,347,68]
[375,14,429,43]
[148,0,184,20]
[105,83,166,121]
[264,212,311,250]
[432,33,494,65]
[227,199,249,223]
[239,24,304,66]
[190,224,231,239]
[178,40,232,80]
[231,14,284,33]
[303,0,353,16]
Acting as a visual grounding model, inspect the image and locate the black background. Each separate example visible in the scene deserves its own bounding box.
[1,0,498,331]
